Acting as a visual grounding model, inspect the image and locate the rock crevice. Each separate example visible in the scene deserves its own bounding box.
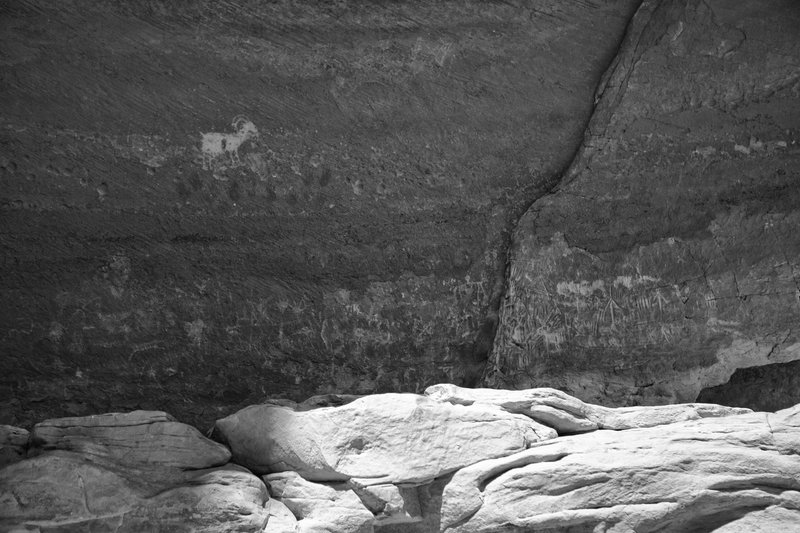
[489,0,800,409]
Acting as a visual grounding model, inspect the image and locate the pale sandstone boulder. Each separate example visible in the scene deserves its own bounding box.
[265,472,374,533]
[128,463,270,532]
[31,410,231,470]
[352,482,422,526]
[0,410,270,532]
[426,383,751,434]
[0,450,138,529]
[441,404,800,532]
[265,498,299,532]
[215,393,556,485]
[0,451,271,532]
[0,425,28,467]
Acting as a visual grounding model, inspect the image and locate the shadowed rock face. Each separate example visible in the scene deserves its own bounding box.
[0,0,641,427]
[1,0,797,429]
[697,359,800,412]
[489,0,800,408]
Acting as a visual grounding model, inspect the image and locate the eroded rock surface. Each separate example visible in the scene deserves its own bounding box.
[1,387,796,533]
[0,411,269,532]
[425,383,751,434]
[441,404,800,532]
[1,453,271,532]
[0,0,640,429]
[214,393,556,484]
[0,425,28,468]
[265,472,374,533]
[490,0,800,409]
[30,410,231,469]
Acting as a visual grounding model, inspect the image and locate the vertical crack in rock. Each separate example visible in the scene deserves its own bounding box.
[475,1,648,386]
[561,0,665,188]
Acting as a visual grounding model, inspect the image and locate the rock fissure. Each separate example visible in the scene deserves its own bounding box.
[487,0,800,409]
[475,1,647,387]
[1,0,800,529]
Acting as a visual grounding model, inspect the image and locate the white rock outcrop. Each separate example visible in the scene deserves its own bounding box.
[265,471,374,533]
[31,410,231,469]
[2,388,797,533]
[265,498,300,532]
[0,411,269,532]
[440,403,800,532]
[215,393,556,485]
[0,452,271,532]
[352,482,423,526]
[425,383,752,434]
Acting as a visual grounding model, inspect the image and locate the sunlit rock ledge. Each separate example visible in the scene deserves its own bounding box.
[2,384,797,532]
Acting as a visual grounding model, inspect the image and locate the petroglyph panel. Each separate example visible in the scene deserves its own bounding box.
[497,233,717,363]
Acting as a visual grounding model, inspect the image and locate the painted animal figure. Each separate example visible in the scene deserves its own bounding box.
[200,116,259,169]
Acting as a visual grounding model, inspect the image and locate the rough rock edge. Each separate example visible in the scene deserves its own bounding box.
[439,403,800,532]
[425,383,751,435]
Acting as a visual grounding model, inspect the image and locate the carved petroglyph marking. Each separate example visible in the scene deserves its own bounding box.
[556,279,605,297]
[200,116,259,170]
[498,269,733,358]
[599,296,624,327]
[654,289,670,313]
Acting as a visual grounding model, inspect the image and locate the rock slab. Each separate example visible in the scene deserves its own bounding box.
[1,389,797,533]
[0,411,268,532]
[265,472,374,533]
[215,393,556,485]
[441,403,800,532]
[30,410,231,470]
[426,383,752,434]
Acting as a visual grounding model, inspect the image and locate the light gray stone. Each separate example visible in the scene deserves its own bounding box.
[216,393,556,485]
[265,498,299,532]
[265,472,373,533]
[31,410,231,470]
[426,383,751,434]
[351,482,422,526]
[441,404,800,532]
[0,451,270,533]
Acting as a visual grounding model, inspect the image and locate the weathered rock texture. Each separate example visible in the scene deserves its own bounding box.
[0,425,28,468]
[441,403,800,532]
[30,410,231,469]
[490,0,800,409]
[425,383,751,434]
[214,392,556,484]
[0,0,640,428]
[2,387,798,533]
[0,411,269,532]
[265,472,375,533]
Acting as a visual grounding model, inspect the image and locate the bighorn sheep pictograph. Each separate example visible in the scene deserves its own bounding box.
[200,116,259,169]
